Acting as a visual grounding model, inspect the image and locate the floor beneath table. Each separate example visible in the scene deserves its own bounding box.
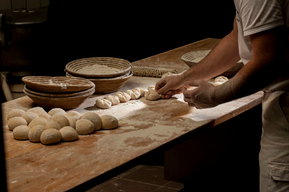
[86,165,184,192]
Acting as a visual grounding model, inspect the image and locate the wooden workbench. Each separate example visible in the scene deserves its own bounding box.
[2,38,263,192]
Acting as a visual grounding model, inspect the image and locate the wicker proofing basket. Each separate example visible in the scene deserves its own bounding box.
[66,71,133,94]
[23,85,95,110]
[181,49,211,67]
[65,57,132,78]
[22,76,95,93]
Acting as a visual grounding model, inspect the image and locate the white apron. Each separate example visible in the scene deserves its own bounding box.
[260,78,289,192]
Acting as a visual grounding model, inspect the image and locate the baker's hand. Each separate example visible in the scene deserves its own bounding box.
[155,73,187,99]
[183,81,219,109]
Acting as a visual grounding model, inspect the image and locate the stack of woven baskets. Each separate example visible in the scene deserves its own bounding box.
[22,76,95,109]
[65,57,132,94]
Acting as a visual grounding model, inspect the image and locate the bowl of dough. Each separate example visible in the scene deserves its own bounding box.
[181,49,211,67]
[22,76,95,110]
[65,57,133,94]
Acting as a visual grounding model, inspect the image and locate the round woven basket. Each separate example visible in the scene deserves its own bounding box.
[66,71,133,94]
[65,57,132,78]
[23,86,95,110]
[181,49,211,67]
[22,76,95,93]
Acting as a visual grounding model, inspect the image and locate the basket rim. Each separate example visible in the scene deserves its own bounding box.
[22,76,95,93]
[23,84,95,98]
[181,49,211,63]
[65,57,132,78]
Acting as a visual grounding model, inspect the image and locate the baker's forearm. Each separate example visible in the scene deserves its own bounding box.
[182,28,240,85]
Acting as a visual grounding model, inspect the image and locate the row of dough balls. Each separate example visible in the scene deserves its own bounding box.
[95,86,161,109]
[6,107,119,145]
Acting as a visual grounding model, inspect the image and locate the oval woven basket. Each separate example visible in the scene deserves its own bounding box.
[65,57,132,78]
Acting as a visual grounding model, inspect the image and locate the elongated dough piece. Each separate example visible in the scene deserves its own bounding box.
[95,98,112,109]
[104,95,120,105]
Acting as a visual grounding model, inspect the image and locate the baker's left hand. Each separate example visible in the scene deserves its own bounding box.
[183,81,219,109]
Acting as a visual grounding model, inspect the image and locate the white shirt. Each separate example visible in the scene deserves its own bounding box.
[234,0,289,64]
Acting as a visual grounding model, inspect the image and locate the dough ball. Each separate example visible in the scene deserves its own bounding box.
[161,72,174,79]
[125,89,140,100]
[125,90,133,97]
[75,119,95,135]
[131,89,141,99]
[104,95,120,105]
[51,114,70,127]
[115,92,131,102]
[48,108,66,116]
[81,111,102,130]
[28,117,48,128]
[145,86,161,101]
[13,125,29,140]
[7,109,26,120]
[210,76,229,86]
[40,129,62,145]
[27,107,50,119]
[59,126,79,141]
[65,111,81,128]
[45,120,61,130]
[101,115,119,130]
[21,111,39,124]
[7,116,27,131]
[28,124,45,142]
[95,98,112,109]
[66,110,82,119]
[134,88,146,97]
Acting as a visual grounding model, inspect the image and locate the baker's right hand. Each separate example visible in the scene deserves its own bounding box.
[155,73,187,99]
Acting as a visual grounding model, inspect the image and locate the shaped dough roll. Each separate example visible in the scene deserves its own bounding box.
[95,98,112,109]
[104,95,120,105]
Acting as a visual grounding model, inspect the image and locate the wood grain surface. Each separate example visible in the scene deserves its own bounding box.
[2,38,263,192]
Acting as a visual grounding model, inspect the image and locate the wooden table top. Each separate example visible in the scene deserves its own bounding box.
[2,38,263,192]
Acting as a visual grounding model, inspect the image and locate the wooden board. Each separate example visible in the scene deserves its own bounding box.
[2,38,264,191]
[3,76,263,192]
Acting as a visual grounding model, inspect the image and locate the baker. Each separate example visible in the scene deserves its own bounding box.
[155,0,289,191]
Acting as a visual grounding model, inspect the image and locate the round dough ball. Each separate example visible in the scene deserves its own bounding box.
[7,116,27,131]
[101,115,119,130]
[66,110,82,119]
[75,119,95,135]
[104,95,120,105]
[27,107,50,119]
[40,129,62,145]
[48,108,66,116]
[51,114,70,127]
[65,111,81,128]
[28,117,48,128]
[145,86,161,101]
[28,125,45,142]
[95,98,112,109]
[59,126,79,141]
[13,125,29,140]
[81,111,102,130]
[21,111,39,124]
[7,109,26,120]
[45,120,61,130]
[212,76,229,86]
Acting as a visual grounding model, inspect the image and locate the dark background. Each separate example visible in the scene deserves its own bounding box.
[45,1,235,74]
[0,1,235,74]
